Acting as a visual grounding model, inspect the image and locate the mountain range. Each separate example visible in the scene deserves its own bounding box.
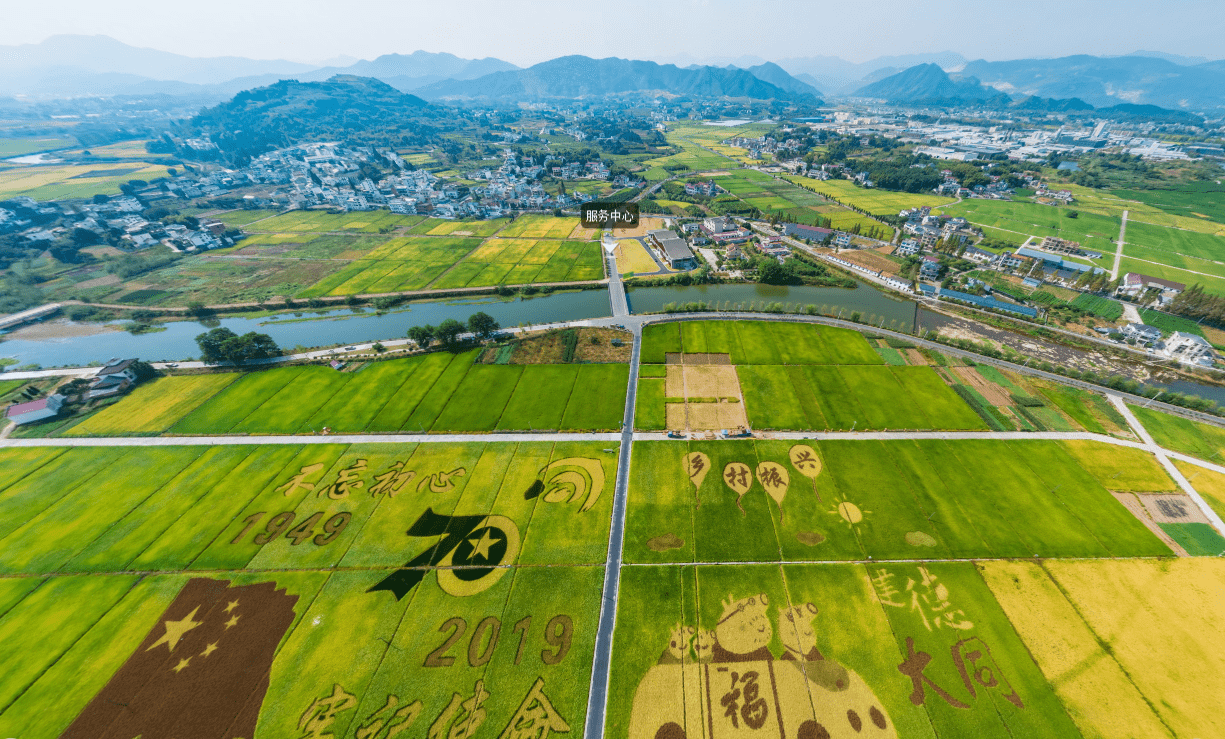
[0,35,522,98]
[1,35,1223,111]
[853,64,1207,123]
[415,56,818,101]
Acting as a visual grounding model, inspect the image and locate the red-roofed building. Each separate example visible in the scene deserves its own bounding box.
[5,394,65,426]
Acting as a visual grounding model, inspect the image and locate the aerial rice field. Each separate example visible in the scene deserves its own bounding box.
[5,317,1225,737]
[64,351,629,436]
[0,441,614,737]
[0,162,174,200]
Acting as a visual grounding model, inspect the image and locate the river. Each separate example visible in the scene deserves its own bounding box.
[0,289,611,367]
[626,282,917,332]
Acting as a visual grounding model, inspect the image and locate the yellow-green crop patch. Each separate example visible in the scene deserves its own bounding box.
[638,321,981,431]
[0,442,613,737]
[0,162,174,200]
[0,137,76,157]
[66,374,239,436]
[66,352,629,436]
[782,176,957,215]
[243,211,426,234]
[497,215,584,239]
[623,439,1170,565]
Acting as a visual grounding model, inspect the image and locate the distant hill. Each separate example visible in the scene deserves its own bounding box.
[777,51,967,95]
[744,62,822,97]
[181,76,437,161]
[852,65,1204,123]
[1125,50,1210,67]
[0,35,521,100]
[1011,96,1095,112]
[417,56,819,101]
[852,63,997,103]
[792,73,826,95]
[0,34,314,92]
[960,55,1225,110]
[290,51,520,91]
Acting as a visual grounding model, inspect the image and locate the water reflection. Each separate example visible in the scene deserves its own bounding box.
[627,282,916,331]
[0,290,612,367]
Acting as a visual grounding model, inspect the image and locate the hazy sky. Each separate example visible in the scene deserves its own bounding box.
[2,0,1222,66]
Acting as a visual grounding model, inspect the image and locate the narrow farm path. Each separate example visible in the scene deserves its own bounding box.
[1111,209,1128,280]
[1110,394,1225,534]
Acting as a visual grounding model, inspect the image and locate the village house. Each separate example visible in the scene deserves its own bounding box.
[1121,323,1162,345]
[1038,236,1082,256]
[5,394,65,426]
[1162,332,1215,367]
[1116,273,1186,304]
[87,358,141,400]
[895,239,922,257]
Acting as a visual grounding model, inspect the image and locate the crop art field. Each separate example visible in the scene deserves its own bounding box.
[608,556,1225,739]
[7,314,1225,737]
[622,439,1174,565]
[0,441,613,738]
[611,436,1225,739]
[67,351,628,436]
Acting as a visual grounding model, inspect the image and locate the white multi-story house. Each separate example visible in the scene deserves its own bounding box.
[1162,332,1215,367]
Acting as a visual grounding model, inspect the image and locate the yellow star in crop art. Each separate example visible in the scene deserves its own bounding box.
[200,642,219,658]
[173,657,192,674]
[146,606,203,653]
[468,529,500,561]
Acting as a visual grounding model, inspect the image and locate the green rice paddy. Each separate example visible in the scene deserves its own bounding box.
[70,351,628,435]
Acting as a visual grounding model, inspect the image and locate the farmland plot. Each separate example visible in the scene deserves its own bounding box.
[0,442,615,738]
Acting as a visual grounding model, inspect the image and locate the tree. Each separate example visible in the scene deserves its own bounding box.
[72,228,101,246]
[227,332,280,363]
[467,312,500,340]
[756,258,802,286]
[130,360,159,381]
[435,318,465,348]
[407,324,435,348]
[196,327,238,363]
[195,327,279,364]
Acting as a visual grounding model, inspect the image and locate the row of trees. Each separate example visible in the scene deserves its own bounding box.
[1168,284,1225,328]
[193,312,503,366]
[406,312,500,350]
